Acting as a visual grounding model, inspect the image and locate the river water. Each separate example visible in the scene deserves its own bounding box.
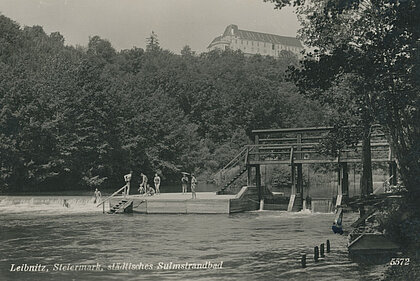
[0,195,386,281]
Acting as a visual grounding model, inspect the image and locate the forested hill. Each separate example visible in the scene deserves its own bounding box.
[0,15,327,192]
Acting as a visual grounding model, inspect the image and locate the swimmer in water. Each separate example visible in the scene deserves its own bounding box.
[63,199,70,208]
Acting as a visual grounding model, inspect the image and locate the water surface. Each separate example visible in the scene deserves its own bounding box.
[0,196,386,281]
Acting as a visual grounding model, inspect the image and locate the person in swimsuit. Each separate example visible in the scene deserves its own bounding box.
[124,171,133,196]
[147,184,155,196]
[154,173,161,194]
[139,173,148,194]
[181,174,188,194]
[94,188,102,203]
[191,174,197,199]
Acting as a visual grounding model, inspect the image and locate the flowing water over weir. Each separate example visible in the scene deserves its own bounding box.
[0,196,386,281]
[0,196,105,215]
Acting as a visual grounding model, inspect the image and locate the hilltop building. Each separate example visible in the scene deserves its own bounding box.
[207,24,303,57]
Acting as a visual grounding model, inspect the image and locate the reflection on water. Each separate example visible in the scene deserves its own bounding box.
[0,196,386,281]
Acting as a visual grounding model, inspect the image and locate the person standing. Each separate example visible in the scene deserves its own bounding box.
[154,173,161,194]
[124,171,133,196]
[139,173,148,194]
[94,188,102,203]
[181,174,188,194]
[191,174,197,199]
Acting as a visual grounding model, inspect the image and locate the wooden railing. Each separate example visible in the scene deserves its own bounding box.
[214,147,249,186]
[96,184,128,213]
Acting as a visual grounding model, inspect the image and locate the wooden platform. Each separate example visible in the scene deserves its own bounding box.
[108,191,259,214]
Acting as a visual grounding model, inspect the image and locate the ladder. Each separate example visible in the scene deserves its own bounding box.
[108,199,133,214]
[215,147,251,194]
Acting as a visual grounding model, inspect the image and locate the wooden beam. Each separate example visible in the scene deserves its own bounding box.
[252,126,332,134]
[248,158,391,165]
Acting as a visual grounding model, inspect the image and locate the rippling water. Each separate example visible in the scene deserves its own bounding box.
[0,196,386,281]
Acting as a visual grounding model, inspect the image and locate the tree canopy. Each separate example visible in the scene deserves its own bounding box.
[0,15,328,192]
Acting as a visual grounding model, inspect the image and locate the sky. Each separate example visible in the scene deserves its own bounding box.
[0,0,301,53]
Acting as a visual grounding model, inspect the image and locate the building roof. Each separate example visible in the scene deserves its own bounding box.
[208,24,303,49]
[209,36,222,46]
[236,29,302,47]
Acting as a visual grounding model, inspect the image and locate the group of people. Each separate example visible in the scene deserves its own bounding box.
[138,172,161,196]
[181,173,197,199]
[123,171,161,196]
[93,171,198,199]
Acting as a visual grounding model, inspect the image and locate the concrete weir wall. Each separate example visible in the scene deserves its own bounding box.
[229,186,260,213]
[311,198,333,213]
[108,186,299,214]
[144,199,230,214]
[108,187,263,214]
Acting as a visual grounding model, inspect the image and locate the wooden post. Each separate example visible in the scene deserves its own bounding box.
[297,164,303,195]
[247,166,252,186]
[320,243,325,257]
[326,240,330,253]
[296,164,303,210]
[389,161,397,185]
[392,162,397,185]
[340,162,349,202]
[314,246,319,262]
[291,164,296,196]
[255,134,260,161]
[359,205,366,219]
[360,124,373,196]
[102,203,105,214]
[296,134,303,210]
[256,165,262,201]
[301,253,306,268]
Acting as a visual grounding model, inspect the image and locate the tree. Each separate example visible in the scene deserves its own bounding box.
[181,45,195,57]
[146,31,160,52]
[265,0,420,200]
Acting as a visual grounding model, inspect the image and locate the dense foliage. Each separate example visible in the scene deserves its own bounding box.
[0,15,326,192]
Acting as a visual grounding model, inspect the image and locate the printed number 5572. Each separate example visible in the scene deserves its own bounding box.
[390,258,410,266]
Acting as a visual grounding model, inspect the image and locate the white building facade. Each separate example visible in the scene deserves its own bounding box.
[208,24,303,57]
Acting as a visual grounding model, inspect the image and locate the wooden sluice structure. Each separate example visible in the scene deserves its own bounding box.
[216,126,396,212]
